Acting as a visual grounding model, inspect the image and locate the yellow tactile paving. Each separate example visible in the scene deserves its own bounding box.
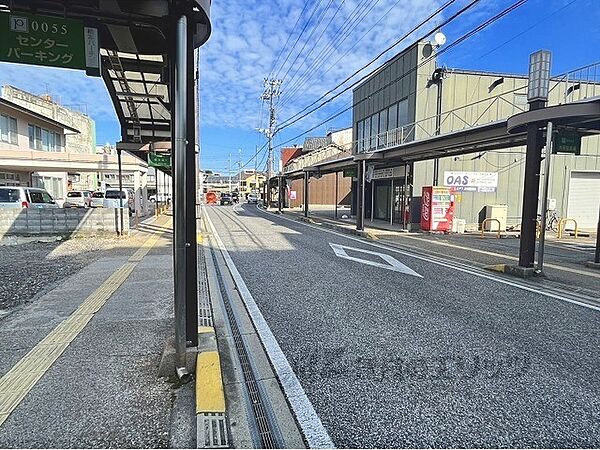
[196,351,226,414]
[198,326,214,334]
[0,217,172,428]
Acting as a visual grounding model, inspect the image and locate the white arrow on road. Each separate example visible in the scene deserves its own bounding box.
[329,243,423,277]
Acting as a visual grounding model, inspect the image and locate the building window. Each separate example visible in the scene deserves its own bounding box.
[398,98,409,127]
[28,124,63,151]
[32,175,64,199]
[357,120,364,152]
[0,171,19,187]
[0,114,18,145]
[388,104,398,131]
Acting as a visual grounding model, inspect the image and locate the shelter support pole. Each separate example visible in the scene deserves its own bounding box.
[117,148,124,235]
[518,121,544,268]
[334,171,338,219]
[357,161,365,231]
[536,121,553,273]
[185,18,198,346]
[595,205,600,264]
[172,13,190,379]
[303,172,309,218]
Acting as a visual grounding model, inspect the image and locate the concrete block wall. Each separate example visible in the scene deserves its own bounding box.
[0,208,129,238]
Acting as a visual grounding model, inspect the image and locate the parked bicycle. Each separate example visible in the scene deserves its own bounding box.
[537,210,560,232]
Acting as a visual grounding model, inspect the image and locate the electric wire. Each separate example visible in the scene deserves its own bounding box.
[278,0,468,130]
[274,0,530,148]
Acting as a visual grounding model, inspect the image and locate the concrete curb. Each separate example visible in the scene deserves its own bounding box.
[195,326,228,449]
[585,261,600,270]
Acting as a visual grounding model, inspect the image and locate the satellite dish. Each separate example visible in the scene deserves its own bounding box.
[434,32,446,47]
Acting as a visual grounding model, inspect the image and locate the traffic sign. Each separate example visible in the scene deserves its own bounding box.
[148,152,171,168]
[553,130,581,155]
[0,12,99,76]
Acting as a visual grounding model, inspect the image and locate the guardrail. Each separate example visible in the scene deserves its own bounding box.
[558,218,579,239]
[480,218,501,238]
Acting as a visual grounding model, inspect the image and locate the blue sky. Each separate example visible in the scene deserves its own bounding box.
[1,0,598,174]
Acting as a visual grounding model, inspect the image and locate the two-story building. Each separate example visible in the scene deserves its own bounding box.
[351,41,600,229]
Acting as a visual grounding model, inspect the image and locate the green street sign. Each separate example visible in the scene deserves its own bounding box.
[148,152,171,168]
[343,167,357,178]
[0,12,99,76]
[553,130,581,155]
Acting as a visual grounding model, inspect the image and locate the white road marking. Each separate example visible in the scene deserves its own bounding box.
[204,206,335,449]
[257,206,600,313]
[330,243,423,277]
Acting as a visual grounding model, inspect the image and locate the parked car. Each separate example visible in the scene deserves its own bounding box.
[0,186,58,209]
[220,193,233,205]
[247,193,259,204]
[205,192,218,204]
[103,188,134,214]
[90,191,105,208]
[149,193,171,203]
[63,190,92,208]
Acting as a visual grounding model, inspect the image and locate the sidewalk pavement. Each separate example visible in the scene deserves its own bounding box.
[0,214,182,448]
[283,207,600,298]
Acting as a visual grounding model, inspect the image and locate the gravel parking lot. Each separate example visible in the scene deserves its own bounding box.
[0,236,127,311]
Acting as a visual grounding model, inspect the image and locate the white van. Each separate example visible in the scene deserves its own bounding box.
[0,186,58,209]
[103,188,135,214]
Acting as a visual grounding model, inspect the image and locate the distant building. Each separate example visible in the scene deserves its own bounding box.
[283,128,353,208]
[204,169,266,198]
[350,41,600,229]
[0,86,148,212]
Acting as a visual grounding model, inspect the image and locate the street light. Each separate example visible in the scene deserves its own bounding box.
[527,50,552,104]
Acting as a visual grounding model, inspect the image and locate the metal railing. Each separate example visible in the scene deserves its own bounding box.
[354,61,600,156]
[549,61,600,105]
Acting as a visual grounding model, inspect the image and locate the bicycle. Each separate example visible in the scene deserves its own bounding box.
[537,210,560,232]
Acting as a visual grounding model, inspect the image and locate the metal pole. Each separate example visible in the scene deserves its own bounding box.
[390,178,394,225]
[433,69,444,186]
[173,13,189,379]
[334,171,338,219]
[518,101,545,268]
[370,178,374,222]
[278,176,283,212]
[155,169,159,216]
[185,20,198,346]
[357,160,366,231]
[303,172,309,217]
[402,164,408,229]
[537,121,553,272]
[117,148,124,235]
[595,204,600,264]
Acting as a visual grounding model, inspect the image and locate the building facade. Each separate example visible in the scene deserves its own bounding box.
[351,42,600,229]
[0,86,149,213]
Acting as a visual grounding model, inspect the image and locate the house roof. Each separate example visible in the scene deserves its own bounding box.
[0,98,80,134]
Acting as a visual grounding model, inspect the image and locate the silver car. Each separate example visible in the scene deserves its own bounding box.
[90,191,105,208]
[63,190,92,208]
[0,186,58,209]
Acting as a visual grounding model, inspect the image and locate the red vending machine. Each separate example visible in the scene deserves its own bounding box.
[420,186,454,232]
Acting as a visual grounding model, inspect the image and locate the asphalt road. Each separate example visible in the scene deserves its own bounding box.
[207,203,600,448]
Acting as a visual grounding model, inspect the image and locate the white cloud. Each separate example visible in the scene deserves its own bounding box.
[199,0,448,136]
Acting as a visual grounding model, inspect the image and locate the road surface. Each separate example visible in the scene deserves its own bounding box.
[206,203,600,448]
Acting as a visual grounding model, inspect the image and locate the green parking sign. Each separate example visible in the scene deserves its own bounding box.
[553,130,581,155]
[0,12,99,76]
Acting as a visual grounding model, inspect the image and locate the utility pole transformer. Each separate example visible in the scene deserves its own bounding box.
[260,78,282,207]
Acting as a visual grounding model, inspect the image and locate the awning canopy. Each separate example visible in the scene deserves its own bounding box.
[8,0,212,169]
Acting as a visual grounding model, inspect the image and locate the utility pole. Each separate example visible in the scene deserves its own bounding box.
[260,78,282,208]
[238,148,242,198]
[228,152,232,193]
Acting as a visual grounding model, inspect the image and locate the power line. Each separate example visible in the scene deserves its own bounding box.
[278,0,467,131]
[274,0,325,79]
[281,0,387,106]
[268,1,313,79]
[279,0,337,83]
[274,0,530,149]
[282,0,449,105]
[280,0,378,104]
[279,0,347,96]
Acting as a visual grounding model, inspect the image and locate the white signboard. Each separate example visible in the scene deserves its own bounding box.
[371,166,407,180]
[443,171,498,193]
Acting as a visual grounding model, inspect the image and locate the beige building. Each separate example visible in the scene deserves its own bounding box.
[352,42,600,229]
[0,87,149,212]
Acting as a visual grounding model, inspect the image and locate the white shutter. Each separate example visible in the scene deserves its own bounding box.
[567,172,600,229]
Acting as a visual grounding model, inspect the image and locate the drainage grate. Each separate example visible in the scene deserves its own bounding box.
[198,412,228,448]
[198,245,214,328]
[210,248,281,449]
